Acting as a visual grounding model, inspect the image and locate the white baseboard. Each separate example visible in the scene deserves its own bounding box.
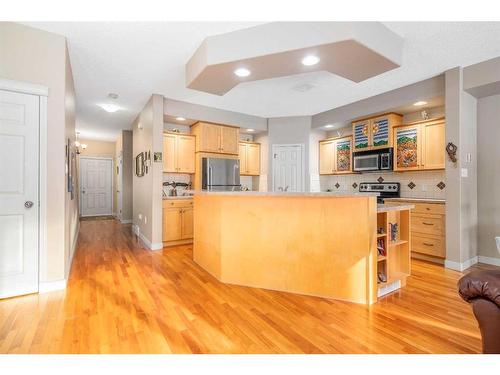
[133,224,163,251]
[120,219,132,224]
[445,256,478,271]
[66,221,80,280]
[478,255,500,266]
[39,279,67,293]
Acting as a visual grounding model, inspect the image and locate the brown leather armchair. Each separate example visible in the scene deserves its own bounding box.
[458,269,500,354]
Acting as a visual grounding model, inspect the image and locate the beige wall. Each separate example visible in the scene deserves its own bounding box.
[115,130,133,221]
[133,94,164,247]
[477,94,500,260]
[79,139,116,158]
[0,22,77,282]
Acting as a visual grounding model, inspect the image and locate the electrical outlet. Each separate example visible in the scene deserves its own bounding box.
[138,213,142,220]
[461,168,468,178]
[144,216,147,224]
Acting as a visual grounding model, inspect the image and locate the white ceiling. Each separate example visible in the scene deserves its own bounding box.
[24,22,500,141]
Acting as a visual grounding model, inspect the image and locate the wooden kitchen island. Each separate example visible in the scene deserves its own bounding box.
[193,191,412,305]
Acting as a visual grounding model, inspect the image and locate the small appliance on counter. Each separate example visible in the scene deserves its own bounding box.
[353,148,393,172]
[358,182,400,204]
[163,181,191,197]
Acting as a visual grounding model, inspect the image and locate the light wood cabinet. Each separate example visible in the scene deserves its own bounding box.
[352,113,402,151]
[319,136,353,175]
[191,122,239,155]
[384,199,446,260]
[163,133,195,174]
[162,199,194,245]
[239,141,260,176]
[393,118,445,171]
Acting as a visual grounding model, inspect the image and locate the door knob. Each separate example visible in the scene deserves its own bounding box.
[25,201,34,209]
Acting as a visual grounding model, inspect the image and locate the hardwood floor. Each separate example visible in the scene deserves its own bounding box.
[0,218,488,353]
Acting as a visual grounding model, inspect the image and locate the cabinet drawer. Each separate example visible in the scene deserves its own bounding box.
[412,215,444,236]
[163,199,193,208]
[412,203,445,215]
[412,235,445,258]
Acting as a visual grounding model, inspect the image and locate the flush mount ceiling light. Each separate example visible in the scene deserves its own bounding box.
[302,55,320,66]
[413,101,428,106]
[324,124,334,129]
[234,68,251,77]
[99,103,121,113]
[246,128,255,132]
[175,117,186,121]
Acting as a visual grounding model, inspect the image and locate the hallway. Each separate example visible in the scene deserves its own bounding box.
[0,219,483,353]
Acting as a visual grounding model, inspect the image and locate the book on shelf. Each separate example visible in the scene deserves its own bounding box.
[377,238,386,256]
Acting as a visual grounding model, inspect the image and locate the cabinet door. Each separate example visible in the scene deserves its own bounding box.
[246,143,260,175]
[181,207,194,239]
[200,123,221,153]
[177,135,195,173]
[319,140,335,174]
[220,126,239,154]
[335,137,352,173]
[371,116,391,149]
[394,125,421,171]
[239,143,247,173]
[353,120,371,150]
[163,207,182,242]
[163,134,177,172]
[422,120,445,170]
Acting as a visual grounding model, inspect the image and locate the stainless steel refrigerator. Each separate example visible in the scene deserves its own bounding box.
[201,157,241,191]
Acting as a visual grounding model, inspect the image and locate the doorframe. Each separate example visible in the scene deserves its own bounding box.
[271,143,305,192]
[79,156,114,217]
[0,78,48,290]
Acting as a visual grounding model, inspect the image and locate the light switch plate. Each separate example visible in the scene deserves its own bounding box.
[461,168,468,178]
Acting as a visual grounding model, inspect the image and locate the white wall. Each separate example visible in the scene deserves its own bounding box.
[477,94,500,260]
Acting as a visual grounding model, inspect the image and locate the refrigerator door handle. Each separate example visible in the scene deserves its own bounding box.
[208,165,213,191]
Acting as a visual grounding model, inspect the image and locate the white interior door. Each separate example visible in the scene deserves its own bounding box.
[80,157,113,217]
[272,144,304,192]
[0,89,40,299]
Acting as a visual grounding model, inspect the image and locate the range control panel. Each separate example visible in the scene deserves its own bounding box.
[359,182,400,193]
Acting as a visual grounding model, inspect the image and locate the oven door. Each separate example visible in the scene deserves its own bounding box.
[354,154,380,171]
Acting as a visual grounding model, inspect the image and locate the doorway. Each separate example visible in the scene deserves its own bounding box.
[271,144,305,192]
[80,157,113,217]
[0,88,40,298]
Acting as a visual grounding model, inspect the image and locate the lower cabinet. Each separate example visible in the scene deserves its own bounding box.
[162,199,194,245]
[385,200,446,261]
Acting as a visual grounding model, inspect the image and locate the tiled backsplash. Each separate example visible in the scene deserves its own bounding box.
[319,170,446,200]
[163,173,192,196]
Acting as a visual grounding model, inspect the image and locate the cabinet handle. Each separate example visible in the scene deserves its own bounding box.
[423,242,434,247]
[422,222,434,226]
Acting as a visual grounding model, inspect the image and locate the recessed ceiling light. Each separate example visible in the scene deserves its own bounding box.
[302,55,320,66]
[234,68,251,77]
[176,117,186,121]
[413,101,428,106]
[324,124,334,129]
[99,103,121,113]
[247,128,255,132]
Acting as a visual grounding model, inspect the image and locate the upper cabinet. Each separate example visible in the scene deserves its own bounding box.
[319,136,353,175]
[239,141,261,176]
[393,118,445,172]
[191,122,239,155]
[352,113,402,151]
[163,133,195,174]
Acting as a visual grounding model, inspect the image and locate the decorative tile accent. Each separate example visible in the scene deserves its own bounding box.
[408,182,416,189]
[377,176,384,183]
[335,182,340,189]
[437,181,446,190]
[352,182,358,189]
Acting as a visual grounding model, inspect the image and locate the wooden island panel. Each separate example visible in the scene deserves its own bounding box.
[194,193,379,304]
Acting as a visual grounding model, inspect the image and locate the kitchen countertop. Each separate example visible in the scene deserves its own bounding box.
[163,195,193,200]
[383,197,445,204]
[188,190,380,197]
[377,203,415,213]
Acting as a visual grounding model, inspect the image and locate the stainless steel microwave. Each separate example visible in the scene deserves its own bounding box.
[353,148,393,172]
